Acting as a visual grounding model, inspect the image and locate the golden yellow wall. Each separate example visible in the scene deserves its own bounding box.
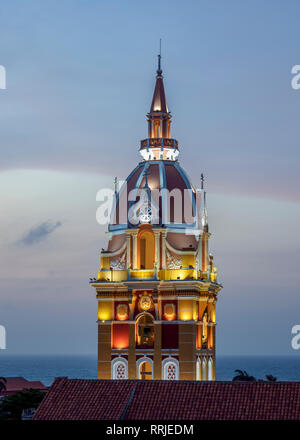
[101,256,110,270]
[178,323,196,380]
[98,324,111,379]
[178,299,194,321]
[181,254,195,268]
[98,300,113,321]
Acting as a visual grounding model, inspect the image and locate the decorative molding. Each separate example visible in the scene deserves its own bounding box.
[101,241,127,258]
[166,250,182,269]
[110,249,126,270]
[165,239,196,256]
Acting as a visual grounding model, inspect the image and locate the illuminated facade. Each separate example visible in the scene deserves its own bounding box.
[91,56,222,381]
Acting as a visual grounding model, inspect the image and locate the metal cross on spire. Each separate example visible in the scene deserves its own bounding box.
[201,173,204,190]
[157,38,162,76]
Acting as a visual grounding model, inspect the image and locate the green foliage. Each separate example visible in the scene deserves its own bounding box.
[266,374,277,382]
[232,370,256,382]
[232,370,278,382]
[0,388,45,420]
[0,377,7,392]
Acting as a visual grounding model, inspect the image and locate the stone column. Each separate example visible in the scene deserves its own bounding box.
[212,323,216,380]
[208,323,213,350]
[154,323,162,379]
[162,231,167,270]
[154,230,160,269]
[202,233,209,277]
[205,356,209,381]
[199,322,202,349]
[132,231,138,270]
[126,233,131,270]
[128,322,136,379]
[197,233,202,277]
[201,356,208,381]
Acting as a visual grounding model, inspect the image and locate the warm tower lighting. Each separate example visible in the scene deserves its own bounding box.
[91,52,222,381]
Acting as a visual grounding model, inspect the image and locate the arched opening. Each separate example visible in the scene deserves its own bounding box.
[139,360,153,380]
[162,358,179,380]
[202,313,208,349]
[138,230,155,269]
[136,313,154,348]
[208,358,213,381]
[112,358,128,380]
[196,358,201,381]
[202,357,207,381]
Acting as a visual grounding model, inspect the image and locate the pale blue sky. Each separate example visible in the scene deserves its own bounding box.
[0,0,300,355]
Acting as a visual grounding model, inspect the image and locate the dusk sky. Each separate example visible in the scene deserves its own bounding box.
[1,0,300,356]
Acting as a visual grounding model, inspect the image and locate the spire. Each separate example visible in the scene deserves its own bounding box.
[150,41,168,114]
[157,53,162,76]
[157,38,162,76]
[203,192,208,228]
[150,75,168,113]
[139,47,179,162]
[150,76,168,113]
[201,174,208,230]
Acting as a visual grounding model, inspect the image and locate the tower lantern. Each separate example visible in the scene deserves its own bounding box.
[140,54,178,162]
[91,56,222,381]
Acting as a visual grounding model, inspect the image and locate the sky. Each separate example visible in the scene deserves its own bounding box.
[0,0,300,356]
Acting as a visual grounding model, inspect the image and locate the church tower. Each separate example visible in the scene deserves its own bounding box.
[91,55,222,381]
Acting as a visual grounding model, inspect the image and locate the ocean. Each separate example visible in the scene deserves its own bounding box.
[0,355,300,386]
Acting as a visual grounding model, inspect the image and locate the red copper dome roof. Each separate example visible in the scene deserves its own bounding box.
[110,160,200,232]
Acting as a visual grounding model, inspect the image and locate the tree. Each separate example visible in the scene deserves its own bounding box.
[266,374,277,382]
[232,370,256,382]
[0,377,7,392]
[0,388,45,420]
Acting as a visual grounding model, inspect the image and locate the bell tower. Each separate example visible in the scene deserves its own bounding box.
[91,54,222,381]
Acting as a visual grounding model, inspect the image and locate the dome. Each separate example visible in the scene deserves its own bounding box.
[109,160,200,233]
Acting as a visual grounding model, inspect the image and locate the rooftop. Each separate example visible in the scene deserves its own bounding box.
[33,377,300,420]
[0,377,48,397]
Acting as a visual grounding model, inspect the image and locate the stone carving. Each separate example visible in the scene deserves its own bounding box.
[166,250,182,270]
[110,250,126,270]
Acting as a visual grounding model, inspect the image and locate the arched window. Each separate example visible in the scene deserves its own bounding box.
[196,357,201,381]
[201,357,207,381]
[138,230,155,269]
[162,358,179,380]
[136,313,154,348]
[208,357,213,381]
[112,358,128,380]
[137,357,153,380]
[202,313,208,348]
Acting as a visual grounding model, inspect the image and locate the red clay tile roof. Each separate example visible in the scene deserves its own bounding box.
[0,377,48,396]
[34,378,135,420]
[33,378,300,420]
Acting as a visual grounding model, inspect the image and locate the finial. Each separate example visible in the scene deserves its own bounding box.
[201,173,204,190]
[114,177,118,194]
[143,169,150,187]
[157,38,162,76]
[200,174,208,228]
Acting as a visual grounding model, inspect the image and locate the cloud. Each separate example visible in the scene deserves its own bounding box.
[18,221,62,246]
